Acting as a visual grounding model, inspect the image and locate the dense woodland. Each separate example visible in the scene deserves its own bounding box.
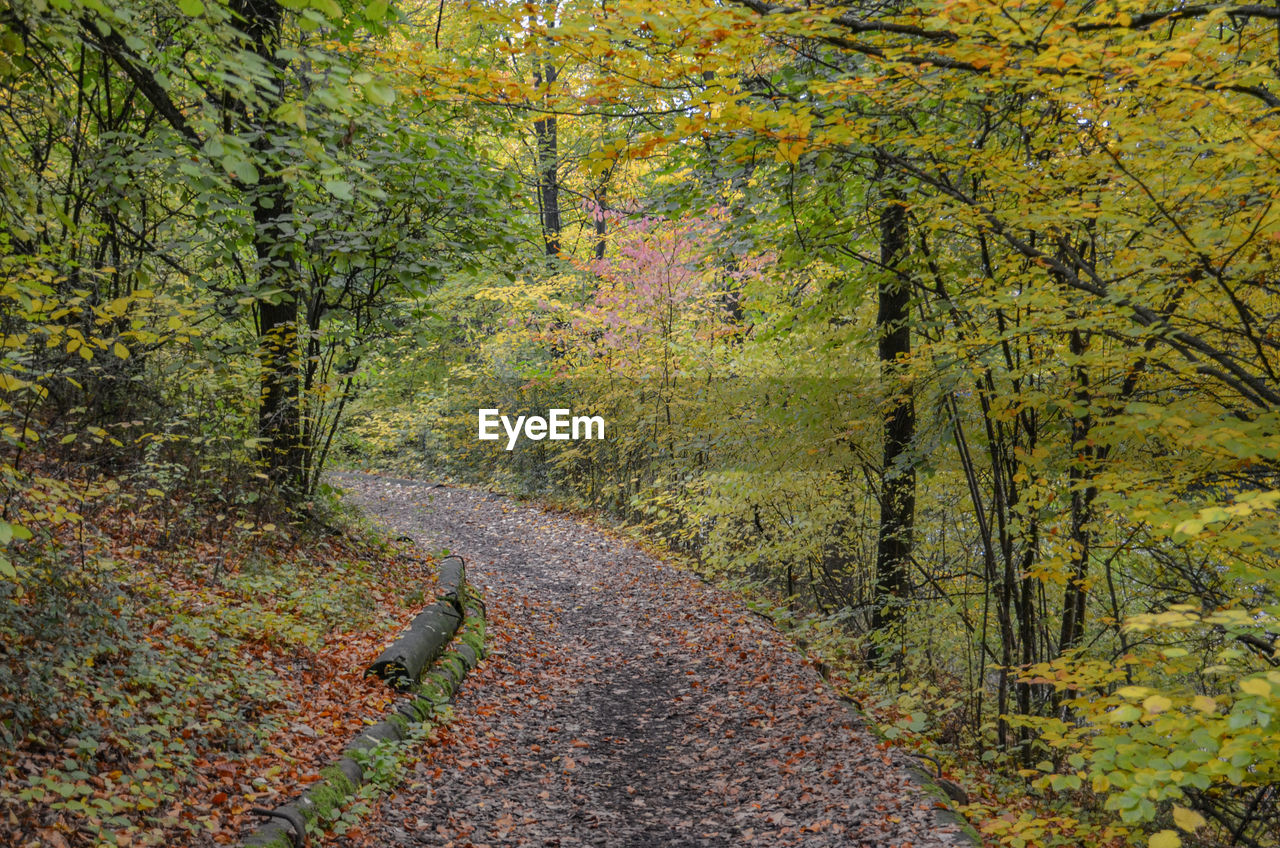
[3,0,1280,846]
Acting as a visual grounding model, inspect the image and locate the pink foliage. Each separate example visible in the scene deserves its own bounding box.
[576,208,726,355]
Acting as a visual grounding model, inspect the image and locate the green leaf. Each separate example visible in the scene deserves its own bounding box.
[177,0,204,16]
[313,0,343,20]
[325,180,354,200]
[273,101,307,131]
[1050,774,1081,791]
[363,80,396,107]
[232,160,258,185]
[1107,704,1142,724]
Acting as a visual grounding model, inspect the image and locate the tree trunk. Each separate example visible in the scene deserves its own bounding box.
[592,187,607,260]
[871,194,916,640]
[234,0,304,494]
[1059,327,1094,652]
[532,63,560,258]
[254,242,302,491]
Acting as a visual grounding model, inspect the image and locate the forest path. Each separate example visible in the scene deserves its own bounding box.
[332,472,969,848]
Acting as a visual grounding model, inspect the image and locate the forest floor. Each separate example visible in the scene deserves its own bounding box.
[332,472,970,848]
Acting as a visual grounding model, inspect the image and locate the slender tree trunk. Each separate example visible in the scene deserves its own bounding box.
[1059,327,1094,652]
[592,186,606,260]
[256,294,301,490]
[872,193,916,641]
[532,63,560,258]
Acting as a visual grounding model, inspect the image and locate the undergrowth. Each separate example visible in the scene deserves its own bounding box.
[725,583,1137,848]
[0,463,438,848]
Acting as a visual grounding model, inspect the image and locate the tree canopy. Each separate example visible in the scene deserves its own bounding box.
[4,1,1280,846]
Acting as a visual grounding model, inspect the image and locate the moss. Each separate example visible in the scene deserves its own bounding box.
[306,777,348,815]
[443,654,466,682]
[460,629,485,659]
[319,764,356,796]
[415,678,444,701]
[403,698,432,722]
[247,831,294,848]
[426,669,456,697]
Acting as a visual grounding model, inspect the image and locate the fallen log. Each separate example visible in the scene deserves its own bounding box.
[366,555,467,691]
[436,554,465,613]
[366,599,462,690]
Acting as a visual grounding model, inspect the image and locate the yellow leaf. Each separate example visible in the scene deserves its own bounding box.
[0,373,31,393]
[1240,678,1271,697]
[1116,685,1151,699]
[1143,694,1172,714]
[1150,830,1181,848]
[113,341,129,359]
[1172,806,1206,833]
[1173,520,1204,537]
[778,141,806,164]
[1192,695,1217,714]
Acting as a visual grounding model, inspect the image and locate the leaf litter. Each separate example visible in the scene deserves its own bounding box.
[333,472,968,848]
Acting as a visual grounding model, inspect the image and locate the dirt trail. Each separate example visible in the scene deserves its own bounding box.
[333,473,970,848]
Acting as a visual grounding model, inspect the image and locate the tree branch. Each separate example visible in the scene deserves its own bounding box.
[79,21,202,148]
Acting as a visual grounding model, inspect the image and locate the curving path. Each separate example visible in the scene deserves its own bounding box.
[332,473,971,848]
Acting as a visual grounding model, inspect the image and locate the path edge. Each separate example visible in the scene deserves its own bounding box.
[238,572,487,848]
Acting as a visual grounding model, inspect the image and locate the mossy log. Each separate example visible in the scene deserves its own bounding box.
[241,603,487,848]
[366,600,462,691]
[366,555,468,691]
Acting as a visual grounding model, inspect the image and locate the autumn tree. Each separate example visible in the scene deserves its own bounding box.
[378,1,1280,842]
